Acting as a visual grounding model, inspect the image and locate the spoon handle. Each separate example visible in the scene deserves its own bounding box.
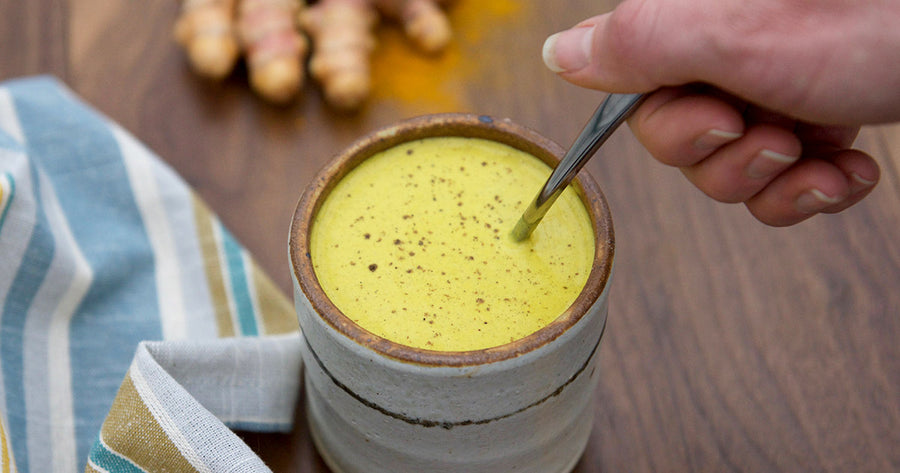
[511,93,646,241]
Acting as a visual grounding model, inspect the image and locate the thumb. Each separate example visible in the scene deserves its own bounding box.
[542,6,699,93]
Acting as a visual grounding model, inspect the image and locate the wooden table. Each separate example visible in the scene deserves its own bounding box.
[4,0,898,471]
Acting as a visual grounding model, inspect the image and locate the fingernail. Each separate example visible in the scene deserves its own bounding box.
[795,189,843,214]
[542,26,595,73]
[849,172,876,194]
[693,129,742,151]
[746,149,799,179]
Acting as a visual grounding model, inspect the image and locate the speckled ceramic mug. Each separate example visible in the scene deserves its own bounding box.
[289,114,614,473]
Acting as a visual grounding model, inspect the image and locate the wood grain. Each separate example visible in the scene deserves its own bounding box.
[2,0,898,471]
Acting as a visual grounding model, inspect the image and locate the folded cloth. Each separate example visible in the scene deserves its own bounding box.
[0,76,303,473]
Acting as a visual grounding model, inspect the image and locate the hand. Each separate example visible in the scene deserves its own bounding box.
[542,0,898,226]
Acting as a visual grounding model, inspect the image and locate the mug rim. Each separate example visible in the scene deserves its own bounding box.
[289,113,614,367]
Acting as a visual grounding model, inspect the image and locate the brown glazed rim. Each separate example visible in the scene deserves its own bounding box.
[289,113,614,367]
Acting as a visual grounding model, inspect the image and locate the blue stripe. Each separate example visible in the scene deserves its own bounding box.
[9,77,162,468]
[0,171,15,232]
[88,437,148,473]
[225,420,292,433]
[220,223,258,336]
[0,160,54,473]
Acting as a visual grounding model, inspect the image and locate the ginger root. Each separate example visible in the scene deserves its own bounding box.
[237,0,308,103]
[299,0,377,110]
[372,0,452,53]
[175,0,307,103]
[173,0,455,108]
[174,0,240,79]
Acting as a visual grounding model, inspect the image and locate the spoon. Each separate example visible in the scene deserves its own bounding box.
[511,93,647,241]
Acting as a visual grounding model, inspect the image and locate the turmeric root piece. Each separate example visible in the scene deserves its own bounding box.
[373,0,452,53]
[299,0,377,110]
[174,0,240,79]
[237,0,309,103]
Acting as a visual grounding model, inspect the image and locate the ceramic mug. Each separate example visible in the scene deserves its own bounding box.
[289,114,614,473]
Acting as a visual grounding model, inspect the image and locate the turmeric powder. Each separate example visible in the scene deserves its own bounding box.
[369,0,524,112]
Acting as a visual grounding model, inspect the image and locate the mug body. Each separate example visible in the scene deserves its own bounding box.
[290,114,614,473]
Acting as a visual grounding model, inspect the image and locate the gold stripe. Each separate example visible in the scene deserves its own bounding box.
[251,262,297,335]
[0,417,12,473]
[101,372,198,472]
[193,196,235,337]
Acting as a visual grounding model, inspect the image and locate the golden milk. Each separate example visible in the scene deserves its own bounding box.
[310,137,594,351]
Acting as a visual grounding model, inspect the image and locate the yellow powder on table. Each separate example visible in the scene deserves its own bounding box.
[310,137,594,351]
[370,0,527,111]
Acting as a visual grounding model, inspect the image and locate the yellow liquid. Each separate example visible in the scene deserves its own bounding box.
[311,137,595,351]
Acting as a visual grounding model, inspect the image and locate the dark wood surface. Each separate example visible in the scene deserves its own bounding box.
[4,0,899,471]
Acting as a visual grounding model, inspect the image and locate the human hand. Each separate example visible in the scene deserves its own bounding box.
[542,0,899,226]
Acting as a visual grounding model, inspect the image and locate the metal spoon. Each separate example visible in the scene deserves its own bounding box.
[511,93,647,241]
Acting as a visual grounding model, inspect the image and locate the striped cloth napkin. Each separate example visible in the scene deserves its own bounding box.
[0,76,303,473]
